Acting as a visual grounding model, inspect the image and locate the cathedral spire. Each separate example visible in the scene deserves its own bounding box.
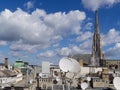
[94,10,99,34]
[91,10,104,66]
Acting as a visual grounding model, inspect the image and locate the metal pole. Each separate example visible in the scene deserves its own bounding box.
[11,84,15,90]
[68,79,72,90]
[62,84,65,90]
[25,66,29,87]
[52,84,54,90]
[62,79,65,90]
[36,73,40,89]
[68,82,70,90]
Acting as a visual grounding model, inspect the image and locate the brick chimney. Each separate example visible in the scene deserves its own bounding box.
[5,58,8,69]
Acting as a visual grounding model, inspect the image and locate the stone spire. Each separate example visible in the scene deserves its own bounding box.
[91,10,104,66]
[95,10,99,34]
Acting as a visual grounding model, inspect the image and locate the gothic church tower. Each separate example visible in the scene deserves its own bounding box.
[91,11,104,66]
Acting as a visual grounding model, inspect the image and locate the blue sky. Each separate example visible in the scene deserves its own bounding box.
[0,0,120,65]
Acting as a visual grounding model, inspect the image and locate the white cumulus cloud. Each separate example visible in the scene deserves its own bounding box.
[76,31,93,42]
[0,41,7,46]
[58,47,72,56]
[105,42,120,59]
[82,0,120,11]
[25,1,34,10]
[102,28,120,46]
[0,8,86,54]
[101,28,120,59]
[37,51,55,58]
[0,8,87,61]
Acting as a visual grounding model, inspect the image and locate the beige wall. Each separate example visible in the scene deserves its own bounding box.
[106,60,120,69]
[80,67,103,76]
[93,78,108,88]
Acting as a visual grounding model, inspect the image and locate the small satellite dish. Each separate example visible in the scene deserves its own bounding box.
[53,71,59,78]
[39,73,42,77]
[54,71,58,76]
[81,82,88,90]
[87,77,91,82]
[113,73,116,77]
[113,77,120,90]
[53,79,58,84]
[53,71,61,82]
[56,76,61,81]
[1,86,5,89]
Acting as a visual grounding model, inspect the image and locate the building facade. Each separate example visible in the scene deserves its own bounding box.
[106,60,120,70]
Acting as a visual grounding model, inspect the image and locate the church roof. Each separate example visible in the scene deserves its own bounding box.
[73,54,91,64]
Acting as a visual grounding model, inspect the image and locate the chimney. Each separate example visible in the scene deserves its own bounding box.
[5,58,9,69]
[77,58,83,67]
[79,59,83,67]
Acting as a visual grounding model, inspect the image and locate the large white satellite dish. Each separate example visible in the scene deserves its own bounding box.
[59,57,74,72]
[59,57,80,74]
[81,82,88,90]
[69,58,81,73]
[113,77,120,90]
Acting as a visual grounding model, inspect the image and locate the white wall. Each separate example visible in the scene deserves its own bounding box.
[80,66,103,76]
[42,61,50,74]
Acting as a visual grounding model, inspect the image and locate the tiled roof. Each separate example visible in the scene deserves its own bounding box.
[0,69,17,77]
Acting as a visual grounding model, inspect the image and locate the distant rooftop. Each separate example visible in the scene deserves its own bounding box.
[73,54,91,64]
[0,63,4,66]
[0,69,17,77]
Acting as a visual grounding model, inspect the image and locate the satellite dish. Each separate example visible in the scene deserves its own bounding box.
[68,58,81,73]
[53,71,61,82]
[87,77,91,82]
[1,86,5,89]
[113,77,120,90]
[53,79,58,84]
[53,71,59,78]
[113,73,116,77]
[59,57,74,72]
[59,57,80,73]
[81,82,88,90]
[56,76,61,81]
[39,73,42,77]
